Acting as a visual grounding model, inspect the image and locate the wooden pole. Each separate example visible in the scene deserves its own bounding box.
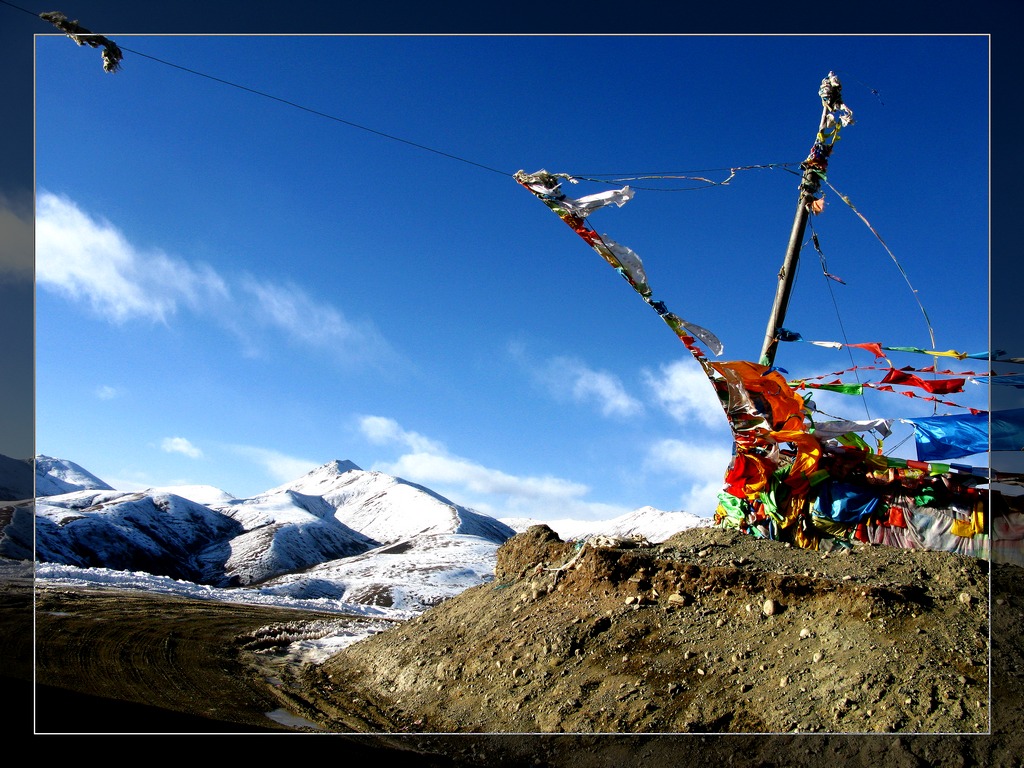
[758,83,836,368]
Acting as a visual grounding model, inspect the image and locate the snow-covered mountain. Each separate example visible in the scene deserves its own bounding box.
[269,460,514,545]
[31,489,242,583]
[204,487,378,586]
[34,455,113,496]
[13,456,519,616]
[257,532,504,612]
[7,455,711,620]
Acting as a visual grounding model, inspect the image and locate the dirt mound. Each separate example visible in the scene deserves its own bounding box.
[290,525,995,736]
[20,522,1023,765]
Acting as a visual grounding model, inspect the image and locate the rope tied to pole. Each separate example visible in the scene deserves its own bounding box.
[799,71,855,212]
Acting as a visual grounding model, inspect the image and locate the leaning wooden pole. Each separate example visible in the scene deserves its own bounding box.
[759,72,852,367]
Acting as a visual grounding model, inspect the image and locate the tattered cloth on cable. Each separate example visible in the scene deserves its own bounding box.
[710,361,820,494]
[812,418,894,442]
[40,11,123,72]
[712,358,825,538]
[879,367,965,395]
[513,169,723,356]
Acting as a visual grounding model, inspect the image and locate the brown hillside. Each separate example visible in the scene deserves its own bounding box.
[286,525,998,738]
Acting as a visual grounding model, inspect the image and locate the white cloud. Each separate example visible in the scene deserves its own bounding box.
[679,479,729,517]
[385,451,588,501]
[358,415,444,453]
[643,438,733,517]
[36,192,228,323]
[644,437,733,480]
[643,359,728,429]
[358,414,623,520]
[228,444,319,484]
[160,436,204,459]
[539,356,643,418]
[95,385,120,400]
[383,449,623,521]
[239,275,396,366]
[241,276,348,346]
[35,192,393,369]
[104,474,154,493]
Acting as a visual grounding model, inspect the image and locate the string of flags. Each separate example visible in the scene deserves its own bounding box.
[36,21,1023,561]
[795,363,996,381]
[792,380,979,412]
[785,362,1024,411]
[514,72,1023,564]
[513,169,724,357]
[774,330,1024,410]
[775,329,989,362]
[817,176,937,351]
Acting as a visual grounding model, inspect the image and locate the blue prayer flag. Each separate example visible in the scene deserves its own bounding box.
[909,408,1024,461]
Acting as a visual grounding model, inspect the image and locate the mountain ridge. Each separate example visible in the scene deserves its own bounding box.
[8,454,709,617]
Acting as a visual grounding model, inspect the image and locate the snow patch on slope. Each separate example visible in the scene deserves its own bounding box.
[144,484,236,506]
[258,533,500,613]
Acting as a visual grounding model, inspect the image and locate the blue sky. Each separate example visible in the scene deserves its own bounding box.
[33,34,991,520]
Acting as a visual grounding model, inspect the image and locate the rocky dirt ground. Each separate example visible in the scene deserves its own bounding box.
[288,526,994,736]
[11,524,1024,766]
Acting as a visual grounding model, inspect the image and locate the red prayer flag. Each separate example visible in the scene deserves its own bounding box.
[847,342,888,360]
[879,367,965,394]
